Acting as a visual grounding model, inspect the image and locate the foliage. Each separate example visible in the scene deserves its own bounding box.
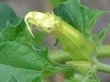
[0,0,110,82]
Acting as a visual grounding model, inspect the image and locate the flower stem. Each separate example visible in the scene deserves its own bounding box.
[95,60,110,73]
[97,45,110,57]
[48,47,110,73]
[48,50,72,62]
[48,45,110,62]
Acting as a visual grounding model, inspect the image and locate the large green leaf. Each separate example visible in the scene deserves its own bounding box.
[0,41,45,70]
[0,19,60,69]
[0,19,62,81]
[0,3,47,82]
[0,3,20,30]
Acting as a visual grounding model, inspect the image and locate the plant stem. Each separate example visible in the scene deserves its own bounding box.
[48,47,110,73]
[48,50,72,62]
[92,56,110,73]
[97,45,110,57]
[48,45,110,62]
[96,61,110,73]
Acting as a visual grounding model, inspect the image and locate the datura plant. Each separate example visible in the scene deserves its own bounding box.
[0,0,110,82]
[25,11,96,75]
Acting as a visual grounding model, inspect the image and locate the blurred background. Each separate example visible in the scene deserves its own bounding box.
[0,0,110,82]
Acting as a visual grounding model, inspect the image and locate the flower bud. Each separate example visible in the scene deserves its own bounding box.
[25,12,96,61]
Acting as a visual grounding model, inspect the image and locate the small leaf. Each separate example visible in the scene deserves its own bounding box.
[80,6,105,36]
[97,25,110,45]
[0,20,26,43]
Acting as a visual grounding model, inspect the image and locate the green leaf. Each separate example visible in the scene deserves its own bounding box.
[53,0,105,39]
[90,25,110,46]
[0,19,60,70]
[81,6,104,36]
[0,64,41,82]
[0,19,62,82]
[0,41,46,70]
[0,20,44,70]
[0,20,27,43]
[32,31,46,47]
[97,25,110,45]
[0,3,20,31]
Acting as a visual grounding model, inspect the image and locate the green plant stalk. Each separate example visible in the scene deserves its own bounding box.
[66,61,92,74]
[96,61,110,73]
[48,45,110,62]
[97,45,110,57]
[49,49,110,73]
[48,50,72,62]
[93,56,110,73]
